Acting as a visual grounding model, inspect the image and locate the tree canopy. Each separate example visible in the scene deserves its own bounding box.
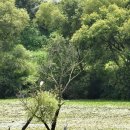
[1,0,130,100]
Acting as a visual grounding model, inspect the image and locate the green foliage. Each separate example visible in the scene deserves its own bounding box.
[15,0,43,18]
[20,23,48,50]
[81,0,127,14]
[0,1,35,98]
[72,3,130,50]
[1,0,130,100]
[0,0,29,51]
[26,91,58,122]
[70,25,89,49]
[0,0,29,35]
[105,61,119,71]
[36,2,67,33]
[0,45,37,98]
[59,0,82,36]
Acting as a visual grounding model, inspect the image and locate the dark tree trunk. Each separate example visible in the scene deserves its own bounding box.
[51,104,62,130]
[41,120,50,130]
[22,116,33,130]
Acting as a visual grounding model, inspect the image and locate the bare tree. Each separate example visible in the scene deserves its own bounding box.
[21,34,82,130]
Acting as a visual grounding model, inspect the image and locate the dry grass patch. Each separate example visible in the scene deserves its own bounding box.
[0,99,130,130]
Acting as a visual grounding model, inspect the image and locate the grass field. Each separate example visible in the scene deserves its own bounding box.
[1,99,130,130]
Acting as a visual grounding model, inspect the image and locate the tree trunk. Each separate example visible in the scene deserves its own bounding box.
[41,120,50,130]
[51,104,62,130]
[22,116,33,130]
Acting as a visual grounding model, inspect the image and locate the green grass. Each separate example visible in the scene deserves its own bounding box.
[1,99,130,130]
[66,99,130,106]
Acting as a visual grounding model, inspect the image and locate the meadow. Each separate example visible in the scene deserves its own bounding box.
[1,99,130,130]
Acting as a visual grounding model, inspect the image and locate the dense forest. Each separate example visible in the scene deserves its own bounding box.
[1,0,130,99]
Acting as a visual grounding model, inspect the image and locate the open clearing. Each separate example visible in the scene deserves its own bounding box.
[1,99,130,130]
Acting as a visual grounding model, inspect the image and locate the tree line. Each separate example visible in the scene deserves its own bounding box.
[1,0,130,99]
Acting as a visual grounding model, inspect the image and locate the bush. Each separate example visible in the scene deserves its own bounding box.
[25,91,58,122]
